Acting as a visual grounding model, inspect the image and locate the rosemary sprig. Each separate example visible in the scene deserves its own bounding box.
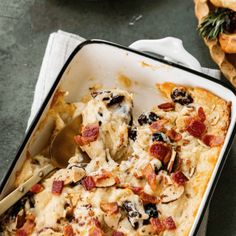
[198,8,235,40]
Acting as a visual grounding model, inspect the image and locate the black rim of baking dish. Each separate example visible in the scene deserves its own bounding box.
[1,39,236,235]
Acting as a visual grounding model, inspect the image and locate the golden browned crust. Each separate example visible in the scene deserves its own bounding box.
[194,0,236,87]
[158,82,231,235]
[159,82,231,133]
[3,84,231,235]
[210,0,236,11]
[219,33,236,53]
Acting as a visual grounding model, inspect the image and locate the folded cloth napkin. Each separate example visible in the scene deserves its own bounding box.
[28,30,219,235]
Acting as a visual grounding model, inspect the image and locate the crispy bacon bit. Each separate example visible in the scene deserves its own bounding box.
[100,202,119,214]
[150,218,165,233]
[114,176,120,184]
[94,169,112,182]
[81,176,96,191]
[134,172,143,179]
[88,210,95,217]
[129,186,157,204]
[112,231,125,236]
[142,164,157,191]
[151,217,176,232]
[202,134,224,147]
[158,102,175,111]
[74,135,84,146]
[92,170,118,187]
[209,135,224,147]
[198,107,206,122]
[202,134,213,146]
[51,180,64,195]
[172,171,188,185]
[25,214,35,222]
[150,119,167,132]
[79,222,86,227]
[16,229,27,236]
[16,214,35,236]
[129,186,143,195]
[163,216,176,230]
[149,141,172,165]
[23,219,35,234]
[82,124,99,139]
[139,191,158,204]
[166,129,182,142]
[186,120,206,138]
[30,183,44,194]
[64,225,74,236]
[182,139,190,146]
[74,123,99,146]
[88,226,104,236]
[91,218,101,228]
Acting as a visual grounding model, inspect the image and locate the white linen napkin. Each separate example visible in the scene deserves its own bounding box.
[28,30,220,235]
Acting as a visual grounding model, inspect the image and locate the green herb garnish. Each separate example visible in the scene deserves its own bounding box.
[198,8,236,40]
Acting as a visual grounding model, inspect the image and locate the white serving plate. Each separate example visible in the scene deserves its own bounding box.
[1,39,236,236]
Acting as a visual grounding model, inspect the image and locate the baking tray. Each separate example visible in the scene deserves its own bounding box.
[1,39,236,236]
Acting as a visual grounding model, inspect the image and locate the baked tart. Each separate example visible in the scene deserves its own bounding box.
[194,0,236,86]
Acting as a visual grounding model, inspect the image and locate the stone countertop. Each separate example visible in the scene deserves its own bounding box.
[0,0,235,235]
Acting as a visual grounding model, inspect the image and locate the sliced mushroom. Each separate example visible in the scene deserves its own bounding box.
[188,167,196,178]
[95,176,117,188]
[160,185,184,204]
[167,150,176,173]
[197,139,208,148]
[138,225,156,236]
[210,112,220,126]
[100,202,119,214]
[38,228,63,236]
[104,212,121,229]
[180,106,195,115]
[210,104,216,113]
[71,167,86,183]
[55,167,86,185]
[157,170,173,186]
[182,165,196,179]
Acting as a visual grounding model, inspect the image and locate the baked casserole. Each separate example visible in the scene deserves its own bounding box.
[0,82,231,236]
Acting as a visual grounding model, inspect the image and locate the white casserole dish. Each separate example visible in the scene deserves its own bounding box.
[0,39,236,236]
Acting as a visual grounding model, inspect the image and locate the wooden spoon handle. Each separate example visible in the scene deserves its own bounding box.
[0,164,55,216]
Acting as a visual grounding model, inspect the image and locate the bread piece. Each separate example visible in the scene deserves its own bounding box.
[210,0,236,11]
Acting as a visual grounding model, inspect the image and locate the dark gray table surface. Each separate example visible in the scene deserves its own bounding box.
[0,0,235,235]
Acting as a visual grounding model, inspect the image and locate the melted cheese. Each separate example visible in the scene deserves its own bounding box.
[2,86,230,236]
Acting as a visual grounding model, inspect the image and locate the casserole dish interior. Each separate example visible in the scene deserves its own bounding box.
[1,40,236,236]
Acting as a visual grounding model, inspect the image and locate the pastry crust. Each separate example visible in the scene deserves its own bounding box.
[194,0,236,87]
[210,0,236,11]
[219,33,236,53]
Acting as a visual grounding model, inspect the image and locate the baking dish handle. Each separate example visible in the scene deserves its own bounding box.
[129,37,202,72]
